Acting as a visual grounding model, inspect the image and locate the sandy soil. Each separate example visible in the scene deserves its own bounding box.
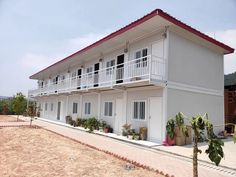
[0,115,17,122]
[0,126,162,177]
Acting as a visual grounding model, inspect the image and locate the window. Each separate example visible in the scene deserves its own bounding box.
[61,75,66,82]
[50,103,53,111]
[84,102,91,115]
[104,102,113,117]
[135,48,148,67]
[86,67,93,78]
[73,103,78,114]
[106,59,115,75]
[45,103,48,111]
[44,81,48,87]
[71,71,77,80]
[132,101,146,120]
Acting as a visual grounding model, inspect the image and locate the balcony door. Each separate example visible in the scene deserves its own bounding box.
[77,69,82,89]
[116,54,124,84]
[94,63,99,87]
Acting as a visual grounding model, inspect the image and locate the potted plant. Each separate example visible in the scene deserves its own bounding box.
[122,123,131,136]
[86,117,99,132]
[127,129,135,140]
[175,112,191,145]
[133,133,140,140]
[175,112,186,145]
[99,120,107,132]
[166,119,175,145]
[139,127,147,140]
[104,124,111,133]
[75,117,82,127]
[65,115,72,124]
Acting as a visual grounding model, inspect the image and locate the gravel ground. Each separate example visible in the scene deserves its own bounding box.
[0,125,162,177]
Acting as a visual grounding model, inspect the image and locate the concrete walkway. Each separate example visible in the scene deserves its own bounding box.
[8,116,236,177]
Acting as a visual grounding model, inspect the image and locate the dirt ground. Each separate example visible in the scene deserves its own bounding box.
[0,124,163,177]
[0,115,18,122]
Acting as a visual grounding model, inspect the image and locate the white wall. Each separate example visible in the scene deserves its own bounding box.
[126,87,163,132]
[167,88,224,133]
[81,93,98,119]
[100,90,123,130]
[168,31,224,91]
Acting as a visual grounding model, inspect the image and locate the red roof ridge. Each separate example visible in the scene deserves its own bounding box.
[157,9,234,54]
[30,9,234,79]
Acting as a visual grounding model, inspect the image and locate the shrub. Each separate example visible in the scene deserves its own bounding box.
[85,117,99,132]
[75,117,82,126]
[65,115,72,124]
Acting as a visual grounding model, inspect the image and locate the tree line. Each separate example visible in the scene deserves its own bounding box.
[0,92,27,115]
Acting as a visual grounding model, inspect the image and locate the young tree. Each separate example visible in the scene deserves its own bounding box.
[190,114,224,177]
[174,112,235,177]
[27,101,37,127]
[12,92,27,121]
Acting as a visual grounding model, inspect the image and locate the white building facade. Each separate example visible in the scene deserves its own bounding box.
[28,9,234,143]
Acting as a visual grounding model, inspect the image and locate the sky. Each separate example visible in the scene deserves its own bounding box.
[0,0,235,96]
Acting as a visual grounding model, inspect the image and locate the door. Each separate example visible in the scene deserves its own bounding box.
[77,69,82,89]
[57,101,61,120]
[151,40,164,79]
[94,63,99,87]
[115,99,123,134]
[116,54,124,84]
[149,97,163,143]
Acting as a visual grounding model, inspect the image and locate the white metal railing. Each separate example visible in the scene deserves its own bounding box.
[28,55,165,97]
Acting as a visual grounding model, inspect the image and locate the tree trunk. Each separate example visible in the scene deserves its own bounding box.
[193,129,198,177]
[30,118,32,127]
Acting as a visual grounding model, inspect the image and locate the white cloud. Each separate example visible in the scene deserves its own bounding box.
[207,29,236,74]
[20,30,111,72]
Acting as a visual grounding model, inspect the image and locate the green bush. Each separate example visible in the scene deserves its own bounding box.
[75,117,82,126]
[85,117,99,132]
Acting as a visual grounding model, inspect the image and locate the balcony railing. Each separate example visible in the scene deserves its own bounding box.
[28,55,165,97]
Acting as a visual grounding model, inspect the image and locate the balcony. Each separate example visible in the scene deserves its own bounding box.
[28,55,166,97]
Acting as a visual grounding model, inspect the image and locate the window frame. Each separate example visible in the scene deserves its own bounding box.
[131,100,147,121]
[50,103,53,111]
[84,102,91,115]
[72,102,78,114]
[103,101,113,117]
[106,59,116,75]
[71,71,77,80]
[45,103,48,111]
[134,48,148,68]
[86,66,93,78]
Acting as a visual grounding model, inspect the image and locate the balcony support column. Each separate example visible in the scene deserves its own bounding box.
[122,89,128,124]
[97,92,101,120]
[80,94,83,118]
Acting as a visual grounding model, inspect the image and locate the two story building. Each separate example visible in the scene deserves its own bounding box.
[29,9,234,143]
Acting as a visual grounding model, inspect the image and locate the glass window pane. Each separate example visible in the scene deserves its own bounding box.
[142,48,147,57]
[109,102,112,116]
[88,103,91,114]
[133,102,138,119]
[104,102,108,116]
[135,51,141,59]
[139,102,145,120]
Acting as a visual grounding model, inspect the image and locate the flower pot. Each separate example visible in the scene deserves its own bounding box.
[185,126,192,145]
[104,128,109,133]
[167,135,175,146]
[139,127,147,140]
